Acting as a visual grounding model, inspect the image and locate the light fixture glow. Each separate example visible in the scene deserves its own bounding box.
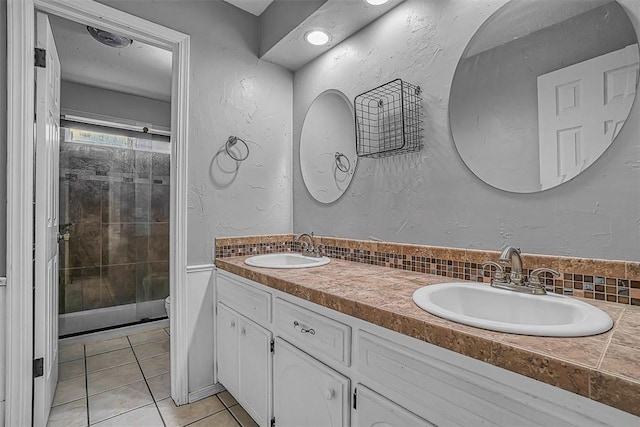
[365,0,389,5]
[305,30,330,46]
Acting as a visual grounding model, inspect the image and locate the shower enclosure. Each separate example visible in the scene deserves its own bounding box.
[58,121,170,336]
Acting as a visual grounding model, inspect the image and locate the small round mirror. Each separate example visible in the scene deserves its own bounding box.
[450,0,639,193]
[300,89,357,204]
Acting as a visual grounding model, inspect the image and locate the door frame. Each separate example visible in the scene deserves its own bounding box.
[6,0,191,424]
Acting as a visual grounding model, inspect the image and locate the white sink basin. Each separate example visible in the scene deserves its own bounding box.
[244,253,330,269]
[412,282,613,337]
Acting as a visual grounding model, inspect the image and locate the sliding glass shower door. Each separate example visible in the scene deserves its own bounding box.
[58,123,170,336]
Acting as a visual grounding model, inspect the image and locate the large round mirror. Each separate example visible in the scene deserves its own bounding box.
[300,89,357,204]
[450,0,639,193]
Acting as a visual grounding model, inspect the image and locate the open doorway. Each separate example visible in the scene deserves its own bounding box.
[49,13,173,336]
[6,1,191,425]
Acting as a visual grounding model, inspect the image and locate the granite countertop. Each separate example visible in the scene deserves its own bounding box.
[216,256,640,417]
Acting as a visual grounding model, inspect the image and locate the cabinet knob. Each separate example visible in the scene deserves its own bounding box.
[324,388,335,400]
[230,320,236,328]
[240,327,246,336]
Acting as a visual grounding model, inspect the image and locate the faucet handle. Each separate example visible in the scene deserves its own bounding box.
[482,261,508,283]
[528,268,560,286]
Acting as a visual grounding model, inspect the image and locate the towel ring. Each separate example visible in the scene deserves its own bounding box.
[225,136,249,161]
[335,152,350,173]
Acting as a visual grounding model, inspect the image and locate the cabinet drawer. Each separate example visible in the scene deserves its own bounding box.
[217,273,272,325]
[275,298,351,366]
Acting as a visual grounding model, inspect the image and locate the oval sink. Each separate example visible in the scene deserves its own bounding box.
[244,253,330,269]
[412,282,613,337]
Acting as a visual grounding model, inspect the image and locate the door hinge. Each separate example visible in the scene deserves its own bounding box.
[270,339,275,354]
[33,358,44,378]
[35,48,46,68]
[353,387,357,410]
[270,417,275,427]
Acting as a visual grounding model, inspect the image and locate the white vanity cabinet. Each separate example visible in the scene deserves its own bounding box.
[354,385,433,427]
[273,298,352,426]
[215,270,639,427]
[215,302,272,427]
[273,338,350,427]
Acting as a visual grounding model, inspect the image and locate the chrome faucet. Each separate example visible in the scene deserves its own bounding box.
[482,246,560,295]
[295,232,324,258]
[499,246,523,285]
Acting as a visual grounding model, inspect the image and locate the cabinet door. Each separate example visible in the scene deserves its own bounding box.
[355,385,433,427]
[274,338,350,427]
[239,317,272,427]
[216,303,239,398]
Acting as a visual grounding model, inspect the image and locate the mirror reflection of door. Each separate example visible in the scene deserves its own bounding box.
[449,0,640,193]
[537,44,639,190]
[47,14,173,336]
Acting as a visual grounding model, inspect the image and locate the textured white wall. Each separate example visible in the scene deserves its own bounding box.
[99,0,293,265]
[293,0,640,261]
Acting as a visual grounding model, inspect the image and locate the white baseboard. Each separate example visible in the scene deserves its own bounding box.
[188,383,226,403]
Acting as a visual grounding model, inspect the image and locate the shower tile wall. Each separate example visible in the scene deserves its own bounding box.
[59,141,170,315]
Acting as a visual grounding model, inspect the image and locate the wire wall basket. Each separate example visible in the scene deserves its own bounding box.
[354,79,423,158]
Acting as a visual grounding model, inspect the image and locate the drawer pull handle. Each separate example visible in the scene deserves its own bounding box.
[293,320,316,335]
[324,388,335,400]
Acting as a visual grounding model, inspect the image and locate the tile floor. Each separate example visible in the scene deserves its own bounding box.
[49,327,258,427]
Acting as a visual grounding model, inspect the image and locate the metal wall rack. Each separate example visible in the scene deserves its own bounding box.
[354,79,423,158]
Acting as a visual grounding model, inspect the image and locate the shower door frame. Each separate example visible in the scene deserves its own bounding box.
[6,0,191,424]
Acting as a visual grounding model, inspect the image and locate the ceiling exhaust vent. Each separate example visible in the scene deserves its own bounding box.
[86,26,133,48]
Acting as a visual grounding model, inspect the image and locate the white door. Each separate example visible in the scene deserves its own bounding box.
[537,44,639,190]
[355,385,433,427]
[274,338,350,427]
[238,317,272,427]
[34,11,62,426]
[216,303,239,398]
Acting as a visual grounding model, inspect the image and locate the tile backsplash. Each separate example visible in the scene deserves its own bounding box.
[215,235,640,307]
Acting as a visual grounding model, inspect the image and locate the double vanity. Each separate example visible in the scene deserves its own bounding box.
[214,237,640,427]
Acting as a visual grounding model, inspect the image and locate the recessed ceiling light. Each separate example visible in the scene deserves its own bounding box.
[365,0,390,5]
[305,30,330,46]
